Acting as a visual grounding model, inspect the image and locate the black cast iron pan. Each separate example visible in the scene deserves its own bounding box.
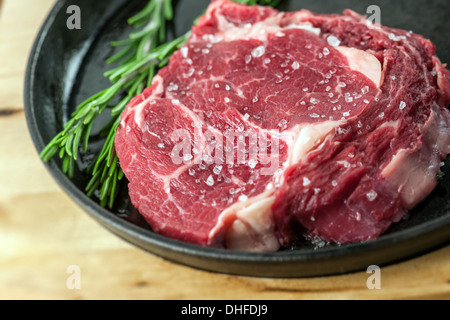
[24,0,450,278]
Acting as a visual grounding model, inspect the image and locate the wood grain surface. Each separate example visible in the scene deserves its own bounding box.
[0,0,449,300]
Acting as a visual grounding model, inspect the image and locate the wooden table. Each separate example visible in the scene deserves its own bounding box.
[0,0,449,300]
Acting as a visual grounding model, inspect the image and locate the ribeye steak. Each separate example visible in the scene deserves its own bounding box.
[115,0,450,252]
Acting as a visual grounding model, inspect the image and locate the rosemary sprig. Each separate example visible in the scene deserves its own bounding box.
[40,0,175,208]
[41,0,282,209]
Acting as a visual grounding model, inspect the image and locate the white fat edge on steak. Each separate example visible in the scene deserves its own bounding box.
[381,102,450,209]
[199,8,321,44]
[210,190,279,252]
[335,47,382,87]
[368,24,450,210]
[289,121,345,165]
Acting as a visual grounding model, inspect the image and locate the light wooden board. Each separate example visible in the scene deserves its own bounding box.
[0,0,449,300]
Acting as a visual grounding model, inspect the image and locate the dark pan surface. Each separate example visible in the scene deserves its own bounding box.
[24,0,450,278]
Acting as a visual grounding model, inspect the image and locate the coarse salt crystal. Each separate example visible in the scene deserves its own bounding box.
[399,101,407,110]
[366,190,378,202]
[181,46,189,58]
[213,165,223,175]
[248,159,258,169]
[327,35,341,47]
[252,46,266,58]
[303,177,312,187]
[239,194,248,202]
[310,97,319,105]
[362,86,369,94]
[206,175,214,187]
[278,119,288,128]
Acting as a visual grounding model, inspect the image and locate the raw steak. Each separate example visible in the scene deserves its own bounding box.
[115,0,450,252]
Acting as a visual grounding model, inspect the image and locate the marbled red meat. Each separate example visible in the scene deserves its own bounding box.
[115,0,450,251]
